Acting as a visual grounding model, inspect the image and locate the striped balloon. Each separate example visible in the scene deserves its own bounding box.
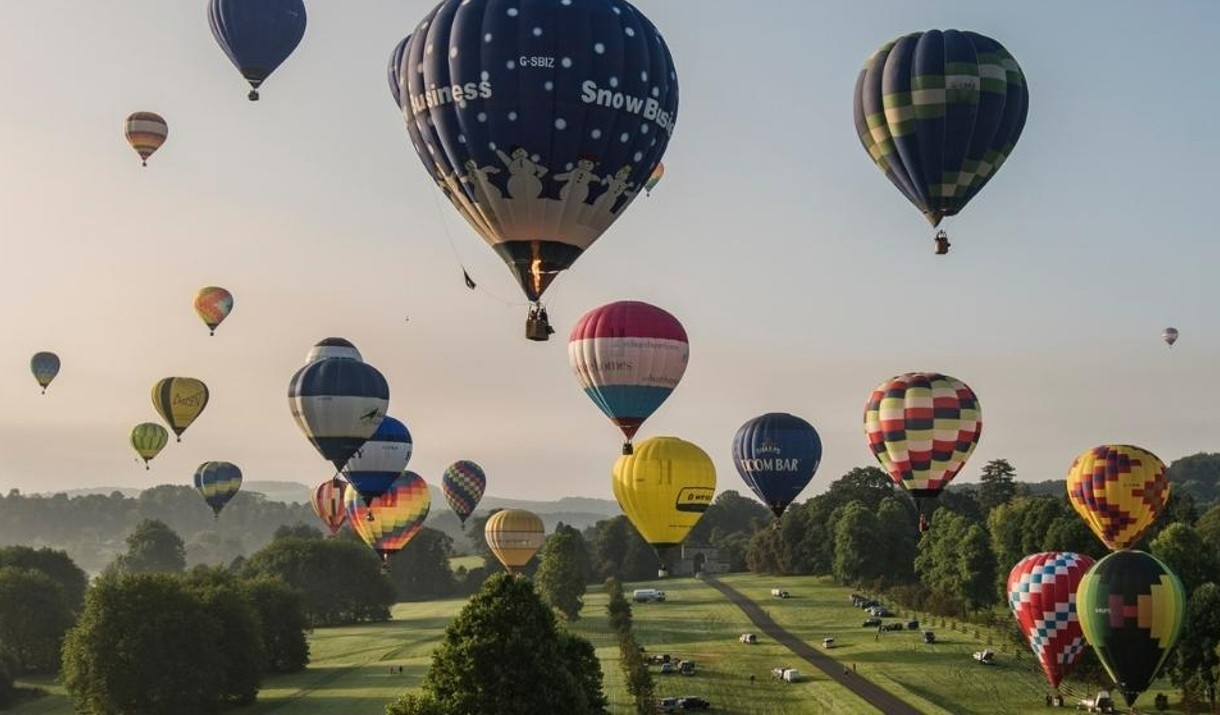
[644,162,665,195]
[1007,552,1095,690]
[863,372,981,498]
[1066,445,1169,551]
[853,30,1028,232]
[193,461,242,518]
[288,357,388,472]
[310,477,348,535]
[130,422,169,470]
[1077,550,1186,708]
[343,416,412,505]
[306,337,362,363]
[569,301,689,453]
[387,35,410,109]
[124,111,168,166]
[442,460,486,526]
[345,471,431,564]
[151,377,209,441]
[30,352,60,394]
[193,286,234,336]
[484,509,545,575]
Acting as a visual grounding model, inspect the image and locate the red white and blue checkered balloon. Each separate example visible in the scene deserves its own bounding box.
[1007,551,1095,690]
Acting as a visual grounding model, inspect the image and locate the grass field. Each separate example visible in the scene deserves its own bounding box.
[7,574,1189,714]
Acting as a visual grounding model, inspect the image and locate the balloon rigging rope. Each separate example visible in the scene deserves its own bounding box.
[428,187,528,309]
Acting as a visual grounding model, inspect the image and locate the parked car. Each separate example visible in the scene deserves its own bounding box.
[739,633,757,644]
[822,638,836,649]
[906,620,920,630]
[868,606,893,617]
[770,588,790,598]
[634,589,666,603]
[923,630,936,644]
[677,696,711,710]
[771,667,801,682]
[656,696,679,713]
[881,622,905,632]
[973,649,996,665]
[660,662,676,674]
[678,660,696,676]
[861,618,882,627]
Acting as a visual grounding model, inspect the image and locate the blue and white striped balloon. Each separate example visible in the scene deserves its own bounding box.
[344,415,413,504]
[288,357,389,472]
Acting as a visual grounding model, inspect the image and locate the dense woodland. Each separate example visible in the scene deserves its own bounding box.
[0,453,1218,711]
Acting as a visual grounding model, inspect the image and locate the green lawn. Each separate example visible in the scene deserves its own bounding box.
[6,575,1189,715]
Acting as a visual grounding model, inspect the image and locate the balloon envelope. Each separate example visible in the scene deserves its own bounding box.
[644,162,664,195]
[732,413,822,518]
[288,357,389,471]
[124,112,168,166]
[1162,327,1178,347]
[442,460,486,526]
[612,436,715,549]
[151,377,209,441]
[853,29,1028,229]
[863,372,981,498]
[193,461,242,517]
[401,0,679,303]
[1077,550,1186,707]
[387,35,409,109]
[310,477,348,535]
[1066,445,1169,551]
[30,352,60,393]
[130,422,169,468]
[1007,551,1095,690]
[306,337,362,363]
[194,286,234,335]
[345,471,431,561]
[484,509,545,575]
[207,0,307,100]
[343,416,412,504]
[569,301,688,450]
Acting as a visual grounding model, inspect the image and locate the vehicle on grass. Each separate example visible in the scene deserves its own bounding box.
[923,630,936,644]
[660,662,676,674]
[771,588,790,598]
[880,622,904,632]
[822,637,836,649]
[677,696,711,710]
[772,666,802,682]
[678,660,695,675]
[973,649,995,665]
[657,696,679,713]
[861,617,881,627]
[634,588,666,603]
[906,619,919,630]
[739,632,757,644]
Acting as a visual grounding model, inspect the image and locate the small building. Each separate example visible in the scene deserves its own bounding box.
[668,544,731,577]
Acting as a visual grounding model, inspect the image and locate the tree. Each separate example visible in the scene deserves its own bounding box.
[273,523,324,540]
[0,567,75,673]
[385,528,458,601]
[108,519,185,575]
[1151,523,1219,595]
[916,510,997,615]
[976,459,1018,514]
[62,573,227,715]
[831,502,881,586]
[1169,582,1220,710]
[0,546,88,612]
[415,573,606,715]
[241,536,393,626]
[241,576,310,673]
[183,568,264,706]
[585,516,655,581]
[875,496,918,585]
[1167,452,1220,505]
[536,524,591,621]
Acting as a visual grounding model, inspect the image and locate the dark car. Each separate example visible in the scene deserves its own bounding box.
[677,696,711,710]
[862,617,882,627]
[881,622,905,632]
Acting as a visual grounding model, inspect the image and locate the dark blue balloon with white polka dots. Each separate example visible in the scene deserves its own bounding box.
[402,0,679,302]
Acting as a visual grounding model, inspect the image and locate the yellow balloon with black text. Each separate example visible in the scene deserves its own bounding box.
[612,436,715,550]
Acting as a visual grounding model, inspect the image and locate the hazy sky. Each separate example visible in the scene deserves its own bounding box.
[0,1,1216,505]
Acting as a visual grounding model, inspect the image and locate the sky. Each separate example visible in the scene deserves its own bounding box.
[0,1,1217,505]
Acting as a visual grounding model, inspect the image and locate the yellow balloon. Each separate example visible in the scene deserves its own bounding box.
[1066,444,1170,550]
[484,509,545,575]
[612,436,716,551]
[151,377,210,442]
[130,422,169,469]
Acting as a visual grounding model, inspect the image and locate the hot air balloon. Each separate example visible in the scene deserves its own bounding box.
[644,162,665,196]
[30,352,60,394]
[152,377,209,441]
[288,357,388,472]
[130,422,169,470]
[193,461,243,519]
[1007,552,1096,691]
[569,301,689,454]
[193,286,234,336]
[1066,445,1169,551]
[124,112,168,167]
[208,0,307,101]
[612,436,715,576]
[731,413,823,519]
[1162,327,1178,348]
[345,471,431,565]
[310,477,348,535]
[387,35,410,109]
[853,30,1028,253]
[1077,550,1186,708]
[401,0,679,339]
[343,416,412,506]
[442,460,486,526]
[484,509,545,575]
[306,337,362,363]
[863,372,981,531]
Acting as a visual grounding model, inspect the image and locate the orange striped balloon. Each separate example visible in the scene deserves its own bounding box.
[194,286,234,336]
[124,112,168,167]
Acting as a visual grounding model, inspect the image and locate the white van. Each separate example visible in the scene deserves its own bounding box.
[782,669,802,683]
[633,588,666,603]
[771,588,790,598]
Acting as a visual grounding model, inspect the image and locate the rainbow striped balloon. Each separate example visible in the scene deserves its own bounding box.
[345,471,431,563]
[124,111,168,167]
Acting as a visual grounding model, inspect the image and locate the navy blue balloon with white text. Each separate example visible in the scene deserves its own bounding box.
[732,413,823,518]
[401,0,679,303]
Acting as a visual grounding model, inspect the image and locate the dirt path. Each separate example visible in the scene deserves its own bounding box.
[704,577,921,715]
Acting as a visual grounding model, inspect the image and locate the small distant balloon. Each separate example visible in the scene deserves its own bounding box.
[193,461,242,519]
[442,460,486,526]
[208,0,307,101]
[644,162,665,196]
[194,286,234,336]
[30,352,60,394]
[1162,327,1178,347]
[130,422,169,470]
[124,112,168,167]
[151,377,210,442]
[484,509,546,575]
[310,477,348,535]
